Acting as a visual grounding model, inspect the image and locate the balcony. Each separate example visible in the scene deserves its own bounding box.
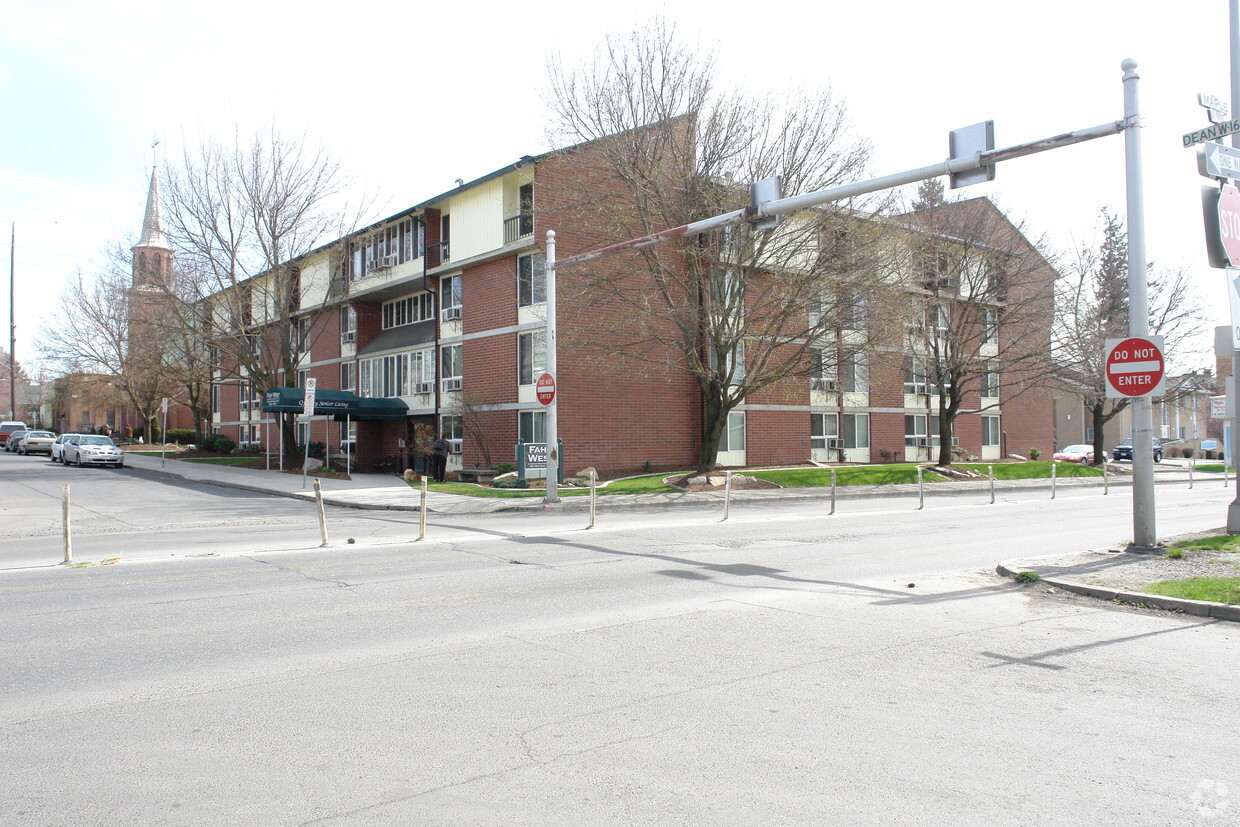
[504,213,534,244]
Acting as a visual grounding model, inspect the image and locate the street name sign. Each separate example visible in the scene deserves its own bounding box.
[1184,120,1240,148]
[1199,141,1240,179]
[1105,336,1166,398]
[536,373,555,405]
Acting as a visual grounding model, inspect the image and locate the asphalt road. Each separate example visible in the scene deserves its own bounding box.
[2,453,1238,824]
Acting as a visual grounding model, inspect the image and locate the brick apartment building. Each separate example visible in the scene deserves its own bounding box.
[205,128,1055,477]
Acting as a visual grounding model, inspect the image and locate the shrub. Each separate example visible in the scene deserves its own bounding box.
[165,429,197,445]
[1165,548,1184,559]
[491,462,515,474]
[295,441,326,460]
[1181,448,1194,459]
[1015,571,1040,583]
[1028,447,1041,461]
[492,478,528,489]
[201,433,236,454]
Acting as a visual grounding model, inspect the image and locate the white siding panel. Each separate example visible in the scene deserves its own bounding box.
[450,179,504,261]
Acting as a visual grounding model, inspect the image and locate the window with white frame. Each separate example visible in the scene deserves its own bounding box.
[517,253,546,307]
[840,292,867,331]
[905,414,931,447]
[1085,426,1095,442]
[297,369,309,388]
[519,410,546,444]
[809,348,838,391]
[712,341,745,385]
[382,293,434,329]
[296,421,309,445]
[350,217,420,280]
[982,416,1001,447]
[440,274,462,321]
[720,411,746,452]
[340,306,357,343]
[843,413,870,448]
[811,413,838,449]
[904,357,929,395]
[211,384,220,413]
[411,349,434,394]
[340,361,356,392]
[441,344,462,392]
[841,351,868,393]
[981,363,999,398]
[294,317,311,356]
[518,331,546,385]
[981,308,998,346]
[340,420,357,454]
[441,414,462,453]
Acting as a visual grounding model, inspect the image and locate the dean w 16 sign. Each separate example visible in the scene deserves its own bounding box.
[1104,336,1166,398]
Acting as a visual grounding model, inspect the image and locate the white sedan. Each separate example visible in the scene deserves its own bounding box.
[1053,444,1106,464]
[62,435,125,468]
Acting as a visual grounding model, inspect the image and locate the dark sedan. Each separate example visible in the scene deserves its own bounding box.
[1112,437,1162,463]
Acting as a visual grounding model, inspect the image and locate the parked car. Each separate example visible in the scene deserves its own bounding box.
[1111,437,1162,463]
[3,424,28,451]
[1053,444,1106,464]
[50,434,80,463]
[61,434,125,468]
[0,421,26,448]
[17,430,55,455]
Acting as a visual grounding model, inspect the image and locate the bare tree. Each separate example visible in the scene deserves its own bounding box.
[899,194,1058,466]
[448,391,502,469]
[546,20,894,471]
[1054,209,1209,463]
[160,129,364,457]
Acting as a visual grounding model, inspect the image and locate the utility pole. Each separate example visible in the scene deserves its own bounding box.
[9,222,15,422]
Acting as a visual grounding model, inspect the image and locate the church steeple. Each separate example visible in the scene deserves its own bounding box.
[132,168,173,289]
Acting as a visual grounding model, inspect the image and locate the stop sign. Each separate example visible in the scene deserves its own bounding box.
[1104,336,1166,398]
[1219,183,1240,266]
[536,373,556,405]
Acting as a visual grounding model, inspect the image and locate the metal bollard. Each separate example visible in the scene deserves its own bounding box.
[418,477,428,540]
[988,465,995,504]
[917,466,924,510]
[1051,461,1057,499]
[588,469,597,528]
[722,470,732,521]
[314,479,329,547]
[1190,459,1194,490]
[1103,461,1109,496]
[62,484,72,564]
[830,469,837,516]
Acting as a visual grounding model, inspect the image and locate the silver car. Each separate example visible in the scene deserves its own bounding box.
[17,430,55,455]
[62,435,125,468]
[51,434,82,463]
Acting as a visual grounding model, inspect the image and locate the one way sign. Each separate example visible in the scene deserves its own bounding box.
[1199,141,1240,180]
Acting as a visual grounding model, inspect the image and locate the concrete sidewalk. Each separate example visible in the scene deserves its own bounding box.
[119,452,1215,515]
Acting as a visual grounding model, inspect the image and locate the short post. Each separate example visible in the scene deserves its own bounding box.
[61,483,72,564]
[917,466,924,510]
[830,469,837,516]
[1051,461,1057,499]
[588,469,597,529]
[1189,458,1194,490]
[722,470,733,521]
[418,476,428,540]
[1103,461,1109,495]
[988,464,995,504]
[314,478,329,547]
[1225,461,1230,488]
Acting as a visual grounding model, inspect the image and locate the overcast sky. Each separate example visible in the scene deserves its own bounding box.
[1,1,1232,372]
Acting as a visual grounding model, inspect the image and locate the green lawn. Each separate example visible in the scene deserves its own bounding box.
[1143,577,1240,605]
[748,465,931,487]
[411,473,679,498]
[1194,464,1236,474]
[183,456,262,466]
[1168,535,1240,553]
[959,461,1105,480]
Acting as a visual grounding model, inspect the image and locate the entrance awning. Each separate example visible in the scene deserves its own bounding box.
[261,387,408,421]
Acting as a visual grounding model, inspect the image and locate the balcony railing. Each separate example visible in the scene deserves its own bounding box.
[504,213,534,244]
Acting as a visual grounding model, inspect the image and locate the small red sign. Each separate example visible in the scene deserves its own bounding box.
[1219,183,1240,266]
[536,373,556,405]
[1105,336,1165,398]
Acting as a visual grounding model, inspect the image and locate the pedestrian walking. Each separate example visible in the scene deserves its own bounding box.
[431,434,449,483]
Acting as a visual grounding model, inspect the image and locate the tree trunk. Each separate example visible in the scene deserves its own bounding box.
[698,393,727,473]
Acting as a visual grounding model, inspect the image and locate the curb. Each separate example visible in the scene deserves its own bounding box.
[995,558,1240,622]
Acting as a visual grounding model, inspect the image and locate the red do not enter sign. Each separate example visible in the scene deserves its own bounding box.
[536,373,556,405]
[1105,336,1165,398]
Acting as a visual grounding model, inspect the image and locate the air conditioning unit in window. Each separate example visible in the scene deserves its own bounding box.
[826,438,845,449]
[443,378,462,392]
[447,439,463,454]
[442,306,462,322]
[810,378,840,392]
[414,382,433,395]
[368,256,395,272]
[951,437,960,447]
[341,330,356,344]
[916,437,931,447]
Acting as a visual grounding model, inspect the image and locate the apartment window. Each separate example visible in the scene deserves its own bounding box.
[441,275,462,321]
[712,341,745,385]
[210,384,220,414]
[811,413,838,449]
[983,416,1001,447]
[519,410,546,444]
[1085,426,1095,442]
[297,422,309,445]
[441,344,462,392]
[843,413,870,449]
[840,352,868,393]
[297,369,309,388]
[341,306,357,342]
[840,292,867,331]
[294,317,311,356]
[340,361,356,393]
[411,350,434,394]
[340,420,357,453]
[440,214,451,262]
[904,357,929,395]
[383,293,434,329]
[905,414,928,447]
[518,331,546,385]
[981,364,999,399]
[809,348,838,391]
[518,253,546,307]
[981,308,998,346]
[239,382,253,411]
[519,183,533,235]
[441,414,462,453]
[721,411,746,452]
